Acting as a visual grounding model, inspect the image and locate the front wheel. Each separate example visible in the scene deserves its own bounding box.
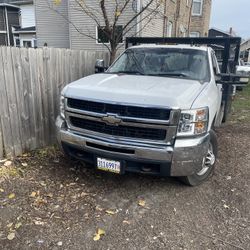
[179,130,218,186]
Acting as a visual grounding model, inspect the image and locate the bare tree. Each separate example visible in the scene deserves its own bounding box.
[48,0,165,64]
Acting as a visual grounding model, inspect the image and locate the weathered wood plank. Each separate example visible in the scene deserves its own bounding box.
[11,47,26,152]
[0,116,4,159]
[0,46,109,157]
[0,47,14,157]
[2,47,22,156]
[20,48,35,149]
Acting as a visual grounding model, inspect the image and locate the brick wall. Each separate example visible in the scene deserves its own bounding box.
[190,0,212,36]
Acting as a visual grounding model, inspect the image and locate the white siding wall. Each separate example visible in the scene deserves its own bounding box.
[69,0,137,52]
[35,0,70,48]
[20,4,35,28]
[140,0,165,37]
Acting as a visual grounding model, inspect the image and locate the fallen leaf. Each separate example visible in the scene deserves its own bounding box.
[21,162,28,167]
[0,188,4,192]
[0,159,7,163]
[57,241,63,246]
[93,228,105,241]
[30,192,37,197]
[223,204,230,209]
[7,222,13,228]
[95,206,103,212]
[40,181,46,187]
[7,232,15,240]
[105,209,117,215]
[46,193,53,198]
[138,199,146,207]
[80,192,89,197]
[33,198,47,207]
[4,161,12,167]
[226,176,232,180]
[122,220,131,225]
[8,193,15,199]
[15,222,22,229]
[34,220,45,226]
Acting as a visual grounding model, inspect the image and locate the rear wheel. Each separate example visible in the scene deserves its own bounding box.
[179,130,218,186]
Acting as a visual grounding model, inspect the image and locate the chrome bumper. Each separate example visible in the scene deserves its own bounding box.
[56,117,209,177]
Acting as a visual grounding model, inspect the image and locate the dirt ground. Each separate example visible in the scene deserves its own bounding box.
[1,88,250,250]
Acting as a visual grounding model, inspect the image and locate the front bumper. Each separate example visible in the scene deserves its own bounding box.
[56,117,210,177]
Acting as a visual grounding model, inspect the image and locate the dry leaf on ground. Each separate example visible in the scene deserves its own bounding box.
[7,232,15,240]
[105,210,117,215]
[138,199,146,207]
[30,192,37,197]
[123,220,131,225]
[8,193,15,199]
[15,222,22,229]
[93,228,105,241]
[4,161,12,167]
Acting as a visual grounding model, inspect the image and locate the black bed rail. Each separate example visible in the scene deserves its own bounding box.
[125,37,241,75]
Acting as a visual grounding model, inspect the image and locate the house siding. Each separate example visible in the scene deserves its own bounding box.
[34,0,69,48]
[140,0,166,37]
[20,4,35,28]
[68,0,137,51]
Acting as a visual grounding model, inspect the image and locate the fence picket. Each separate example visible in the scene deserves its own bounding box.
[0,46,109,159]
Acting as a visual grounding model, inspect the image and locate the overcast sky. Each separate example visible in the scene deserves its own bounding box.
[210,0,250,39]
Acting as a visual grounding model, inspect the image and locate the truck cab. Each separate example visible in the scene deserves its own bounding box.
[56,38,248,186]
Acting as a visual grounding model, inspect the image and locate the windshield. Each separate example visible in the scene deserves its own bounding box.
[107,48,210,82]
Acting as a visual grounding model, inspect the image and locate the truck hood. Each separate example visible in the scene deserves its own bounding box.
[63,73,207,109]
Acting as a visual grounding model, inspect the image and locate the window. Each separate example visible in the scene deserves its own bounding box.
[14,37,20,47]
[23,40,32,48]
[190,32,200,37]
[186,0,189,6]
[192,0,203,16]
[107,48,210,82]
[97,26,123,44]
[166,21,173,37]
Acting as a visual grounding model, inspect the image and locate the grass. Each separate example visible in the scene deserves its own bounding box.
[230,82,250,122]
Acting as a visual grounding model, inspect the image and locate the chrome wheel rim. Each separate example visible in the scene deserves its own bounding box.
[197,143,216,176]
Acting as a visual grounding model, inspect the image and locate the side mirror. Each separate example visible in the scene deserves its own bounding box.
[95,59,106,73]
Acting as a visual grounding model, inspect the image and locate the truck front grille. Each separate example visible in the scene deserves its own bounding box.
[67,98,170,120]
[69,116,167,141]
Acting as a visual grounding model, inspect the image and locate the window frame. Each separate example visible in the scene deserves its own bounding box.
[166,21,173,37]
[192,0,203,16]
[189,32,200,38]
[96,26,123,45]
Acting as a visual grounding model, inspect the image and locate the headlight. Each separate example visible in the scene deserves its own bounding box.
[177,107,209,137]
[60,96,65,119]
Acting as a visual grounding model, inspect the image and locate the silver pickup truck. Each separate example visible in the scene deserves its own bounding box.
[56,38,248,186]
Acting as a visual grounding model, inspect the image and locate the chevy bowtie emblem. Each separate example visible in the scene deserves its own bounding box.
[102,114,122,126]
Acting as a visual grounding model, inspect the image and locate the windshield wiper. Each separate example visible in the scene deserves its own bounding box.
[153,73,189,77]
[115,70,144,75]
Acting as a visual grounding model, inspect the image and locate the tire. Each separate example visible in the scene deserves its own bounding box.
[179,130,218,186]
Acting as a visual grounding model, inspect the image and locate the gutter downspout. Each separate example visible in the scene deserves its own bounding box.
[162,0,167,37]
[187,0,193,36]
[5,7,10,46]
[136,0,142,36]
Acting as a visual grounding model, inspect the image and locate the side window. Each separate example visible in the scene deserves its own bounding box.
[211,53,220,75]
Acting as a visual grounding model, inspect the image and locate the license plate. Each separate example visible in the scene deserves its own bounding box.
[97,157,121,174]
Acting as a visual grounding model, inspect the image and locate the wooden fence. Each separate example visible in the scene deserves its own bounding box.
[0,46,109,159]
